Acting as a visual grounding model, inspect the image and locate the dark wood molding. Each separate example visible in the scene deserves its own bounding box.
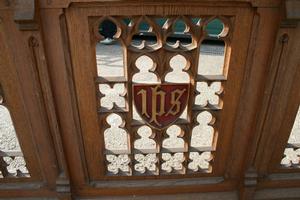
[91,177,224,188]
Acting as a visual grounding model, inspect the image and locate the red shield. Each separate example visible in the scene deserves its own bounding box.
[133,83,189,129]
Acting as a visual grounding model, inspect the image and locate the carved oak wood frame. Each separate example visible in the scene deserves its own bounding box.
[253,23,300,190]
[64,1,254,195]
[0,19,58,198]
[2,0,300,199]
[0,1,69,198]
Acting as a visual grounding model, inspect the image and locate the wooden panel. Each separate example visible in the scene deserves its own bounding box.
[254,24,300,174]
[40,8,87,187]
[65,2,255,195]
[3,0,299,199]
[0,5,70,199]
[227,7,281,179]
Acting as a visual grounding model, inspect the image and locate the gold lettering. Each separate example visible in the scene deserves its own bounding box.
[166,89,186,116]
[149,85,166,126]
[137,85,186,126]
[137,89,150,118]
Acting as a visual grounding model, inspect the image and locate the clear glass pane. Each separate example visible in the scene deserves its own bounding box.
[198,40,225,76]
[96,20,124,77]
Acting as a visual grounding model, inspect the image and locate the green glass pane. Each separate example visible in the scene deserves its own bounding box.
[174,20,186,33]
[206,19,223,37]
[155,18,168,27]
[139,21,150,31]
[191,18,201,25]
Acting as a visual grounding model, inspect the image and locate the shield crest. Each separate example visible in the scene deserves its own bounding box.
[133,83,189,129]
